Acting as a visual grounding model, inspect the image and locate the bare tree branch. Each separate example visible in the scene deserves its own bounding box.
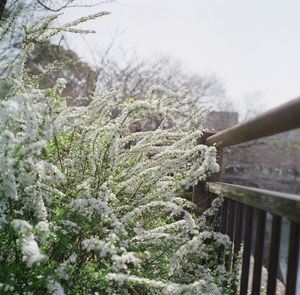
[36,0,72,12]
[60,0,115,9]
[36,0,115,12]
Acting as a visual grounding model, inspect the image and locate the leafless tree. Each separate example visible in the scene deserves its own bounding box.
[238,92,266,121]
[24,37,231,112]
[92,42,230,111]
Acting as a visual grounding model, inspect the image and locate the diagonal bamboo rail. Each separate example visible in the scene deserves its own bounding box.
[206,96,300,148]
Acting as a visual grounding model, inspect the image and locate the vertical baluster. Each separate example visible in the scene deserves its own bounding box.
[252,209,267,295]
[240,206,254,295]
[286,222,300,295]
[225,200,236,272]
[227,200,236,240]
[230,202,244,294]
[221,198,229,234]
[234,202,244,254]
[214,197,224,232]
[267,215,281,295]
[218,198,229,266]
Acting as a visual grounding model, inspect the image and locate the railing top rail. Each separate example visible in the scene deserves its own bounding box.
[206,96,300,148]
[207,181,300,223]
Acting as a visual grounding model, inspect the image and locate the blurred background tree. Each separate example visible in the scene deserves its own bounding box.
[1,0,230,110]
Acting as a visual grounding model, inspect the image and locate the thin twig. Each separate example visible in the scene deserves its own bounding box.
[36,0,115,12]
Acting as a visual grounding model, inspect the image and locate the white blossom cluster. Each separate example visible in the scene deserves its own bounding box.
[0,10,237,295]
[11,220,46,267]
[106,273,220,295]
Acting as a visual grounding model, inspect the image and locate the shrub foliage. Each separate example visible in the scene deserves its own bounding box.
[0,10,234,295]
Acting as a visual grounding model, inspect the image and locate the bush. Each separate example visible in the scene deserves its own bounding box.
[0,10,235,295]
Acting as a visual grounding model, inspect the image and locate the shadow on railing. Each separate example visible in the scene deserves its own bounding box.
[201,97,300,295]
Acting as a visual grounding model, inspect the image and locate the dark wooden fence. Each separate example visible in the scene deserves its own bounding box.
[203,97,300,295]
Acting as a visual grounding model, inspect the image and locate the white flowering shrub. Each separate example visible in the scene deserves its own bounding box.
[0,9,236,295]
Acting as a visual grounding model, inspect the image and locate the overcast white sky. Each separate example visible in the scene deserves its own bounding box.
[61,0,300,112]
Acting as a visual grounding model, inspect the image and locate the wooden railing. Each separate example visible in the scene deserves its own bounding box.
[203,97,300,295]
